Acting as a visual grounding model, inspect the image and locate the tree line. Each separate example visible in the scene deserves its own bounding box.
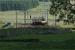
[0,0,39,11]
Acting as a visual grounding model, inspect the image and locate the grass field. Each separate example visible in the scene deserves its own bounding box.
[0,28,74,41]
[0,28,75,50]
[0,2,75,50]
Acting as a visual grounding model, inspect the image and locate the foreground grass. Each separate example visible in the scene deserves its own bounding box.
[0,39,75,50]
[0,28,75,50]
[0,28,74,41]
[16,32,75,41]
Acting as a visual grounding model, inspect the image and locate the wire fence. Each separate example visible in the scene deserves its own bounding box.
[0,9,49,29]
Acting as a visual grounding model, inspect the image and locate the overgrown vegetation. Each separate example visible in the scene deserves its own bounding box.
[0,0,39,11]
[0,28,74,49]
[0,28,72,40]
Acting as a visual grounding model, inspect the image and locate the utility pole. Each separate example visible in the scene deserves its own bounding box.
[47,9,48,25]
[15,4,18,28]
[24,8,26,25]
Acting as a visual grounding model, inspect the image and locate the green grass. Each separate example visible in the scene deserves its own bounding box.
[0,28,75,50]
[0,28,74,41]
[16,32,74,41]
[0,39,75,50]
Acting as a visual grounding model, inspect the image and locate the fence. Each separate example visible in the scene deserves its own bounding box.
[0,9,49,29]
